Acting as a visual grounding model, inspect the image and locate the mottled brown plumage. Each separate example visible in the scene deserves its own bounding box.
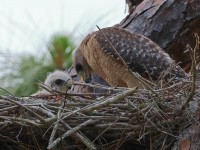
[73,27,187,88]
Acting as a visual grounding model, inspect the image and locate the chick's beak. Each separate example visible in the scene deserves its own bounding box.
[64,79,73,90]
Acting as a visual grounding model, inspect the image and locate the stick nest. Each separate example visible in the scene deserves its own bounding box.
[0,34,199,150]
[0,77,199,150]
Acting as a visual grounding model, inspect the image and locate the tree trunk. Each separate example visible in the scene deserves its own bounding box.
[125,0,144,12]
[171,120,200,150]
[120,0,200,72]
[120,0,200,149]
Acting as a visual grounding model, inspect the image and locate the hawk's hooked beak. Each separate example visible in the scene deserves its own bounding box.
[82,72,92,83]
[85,75,92,83]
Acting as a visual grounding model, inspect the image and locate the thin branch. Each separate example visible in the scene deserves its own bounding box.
[72,81,125,91]
[48,101,65,146]
[181,34,199,110]
[37,82,110,97]
[80,88,136,113]
[0,96,47,124]
[0,116,42,126]
[61,121,97,150]
[47,119,96,150]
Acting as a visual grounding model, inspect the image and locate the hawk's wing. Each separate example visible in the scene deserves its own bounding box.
[93,27,187,79]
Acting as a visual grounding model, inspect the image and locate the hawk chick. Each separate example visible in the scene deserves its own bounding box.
[73,27,187,88]
[44,70,72,91]
[32,70,72,96]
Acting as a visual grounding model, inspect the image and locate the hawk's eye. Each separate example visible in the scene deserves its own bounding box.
[75,63,83,72]
[55,79,64,85]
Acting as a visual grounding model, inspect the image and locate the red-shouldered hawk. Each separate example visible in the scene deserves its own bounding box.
[73,27,187,88]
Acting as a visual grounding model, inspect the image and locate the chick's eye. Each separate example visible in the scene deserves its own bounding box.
[55,79,64,85]
[75,63,83,72]
[71,74,77,78]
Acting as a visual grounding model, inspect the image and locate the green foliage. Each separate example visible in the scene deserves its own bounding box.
[13,56,54,96]
[0,33,76,96]
[47,34,76,69]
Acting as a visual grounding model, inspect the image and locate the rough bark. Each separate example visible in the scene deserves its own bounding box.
[121,0,200,72]
[125,0,144,12]
[171,121,200,150]
[121,0,200,149]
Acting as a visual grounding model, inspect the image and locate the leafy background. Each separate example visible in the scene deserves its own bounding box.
[0,34,75,96]
[0,0,126,96]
